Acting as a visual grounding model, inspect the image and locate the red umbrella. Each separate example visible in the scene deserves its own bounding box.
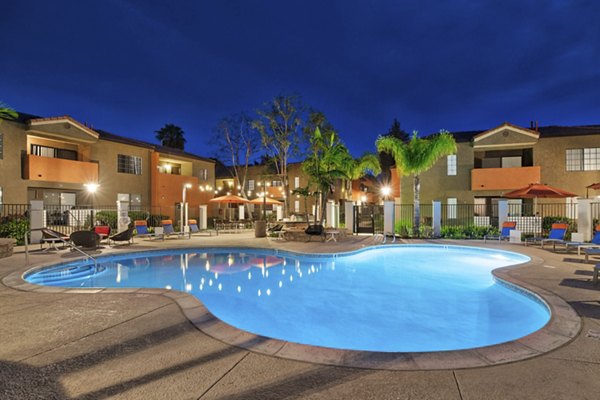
[586,182,600,198]
[249,255,284,270]
[503,183,578,199]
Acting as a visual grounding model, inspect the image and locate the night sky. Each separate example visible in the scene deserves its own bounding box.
[2,1,599,160]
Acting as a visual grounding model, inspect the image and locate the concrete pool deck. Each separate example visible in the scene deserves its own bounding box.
[1,233,600,399]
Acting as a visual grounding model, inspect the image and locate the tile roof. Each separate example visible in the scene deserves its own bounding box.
[447,124,600,142]
[3,111,214,163]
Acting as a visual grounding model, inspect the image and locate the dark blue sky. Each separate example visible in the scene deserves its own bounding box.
[2,1,599,159]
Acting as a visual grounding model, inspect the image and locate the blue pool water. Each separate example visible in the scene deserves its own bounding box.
[25,245,549,352]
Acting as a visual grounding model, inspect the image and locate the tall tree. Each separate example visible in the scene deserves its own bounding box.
[253,95,305,216]
[342,153,381,201]
[0,101,18,121]
[376,130,456,236]
[212,113,260,199]
[379,119,410,183]
[155,124,186,150]
[302,127,352,225]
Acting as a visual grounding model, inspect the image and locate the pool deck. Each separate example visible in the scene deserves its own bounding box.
[1,233,600,399]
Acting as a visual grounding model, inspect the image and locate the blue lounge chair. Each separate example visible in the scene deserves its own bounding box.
[134,220,163,240]
[188,219,213,236]
[562,229,600,255]
[525,223,569,250]
[585,248,600,263]
[161,219,188,239]
[484,221,517,243]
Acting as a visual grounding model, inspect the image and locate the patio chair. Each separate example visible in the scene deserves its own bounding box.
[70,230,100,250]
[484,221,517,243]
[188,219,213,236]
[305,224,325,242]
[585,248,600,263]
[134,220,163,240]
[525,223,569,250]
[40,228,70,251]
[92,225,111,243]
[108,227,135,246]
[161,220,188,239]
[562,226,600,255]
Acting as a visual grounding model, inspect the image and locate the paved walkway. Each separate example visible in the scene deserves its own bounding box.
[1,233,600,399]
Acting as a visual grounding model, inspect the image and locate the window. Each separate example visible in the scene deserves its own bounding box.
[584,148,600,171]
[447,155,456,175]
[566,148,600,171]
[198,168,208,181]
[0,133,3,159]
[295,200,300,213]
[447,198,457,219]
[117,193,142,210]
[248,180,255,191]
[117,154,142,175]
[0,186,3,205]
[272,180,283,187]
[294,176,300,188]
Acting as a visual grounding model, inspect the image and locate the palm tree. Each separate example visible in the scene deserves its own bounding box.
[155,124,186,150]
[376,130,456,236]
[0,101,18,120]
[342,153,381,201]
[302,127,351,225]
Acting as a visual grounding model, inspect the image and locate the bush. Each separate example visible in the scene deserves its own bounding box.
[542,216,576,237]
[440,225,496,239]
[0,215,30,245]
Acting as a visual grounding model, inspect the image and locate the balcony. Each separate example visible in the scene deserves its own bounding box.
[24,154,98,184]
[471,166,541,191]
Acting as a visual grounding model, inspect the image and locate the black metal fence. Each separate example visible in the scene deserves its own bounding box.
[393,202,598,238]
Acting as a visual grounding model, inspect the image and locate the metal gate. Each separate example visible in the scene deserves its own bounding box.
[353,204,383,234]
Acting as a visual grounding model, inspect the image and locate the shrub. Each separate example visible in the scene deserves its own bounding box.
[0,215,30,245]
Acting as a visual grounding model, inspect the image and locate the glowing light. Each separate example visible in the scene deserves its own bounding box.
[218,283,222,291]
[266,289,271,296]
[381,186,391,197]
[237,285,242,293]
[84,183,99,193]
[165,285,172,290]
[185,283,192,292]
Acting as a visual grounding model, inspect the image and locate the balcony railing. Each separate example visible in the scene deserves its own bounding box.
[471,166,541,191]
[24,154,99,184]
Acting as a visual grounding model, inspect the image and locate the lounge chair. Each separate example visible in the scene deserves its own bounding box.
[484,221,517,243]
[161,220,188,239]
[108,227,135,246]
[562,227,600,255]
[525,223,569,250]
[585,248,600,263]
[305,224,325,242]
[93,225,111,243]
[188,219,213,236]
[134,220,163,240]
[70,230,100,250]
[40,228,70,251]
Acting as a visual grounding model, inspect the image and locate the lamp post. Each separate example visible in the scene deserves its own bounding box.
[181,183,192,233]
[257,180,271,220]
[84,183,99,229]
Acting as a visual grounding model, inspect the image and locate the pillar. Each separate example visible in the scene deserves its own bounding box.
[383,200,395,234]
[578,198,593,241]
[432,201,441,237]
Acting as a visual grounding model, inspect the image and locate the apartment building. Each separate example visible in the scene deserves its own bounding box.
[398,122,600,210]
[0,113,215,219]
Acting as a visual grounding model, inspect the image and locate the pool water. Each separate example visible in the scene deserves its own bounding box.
[25,245,549,352]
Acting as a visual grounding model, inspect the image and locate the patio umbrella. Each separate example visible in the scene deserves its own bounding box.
[249,197,283,205]
[503,183,577,199]
[586,182,600,198]
[209,194,249,204]
[209,194,248,221]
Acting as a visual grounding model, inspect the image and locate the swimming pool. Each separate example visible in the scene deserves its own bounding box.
[25,245,549,352]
